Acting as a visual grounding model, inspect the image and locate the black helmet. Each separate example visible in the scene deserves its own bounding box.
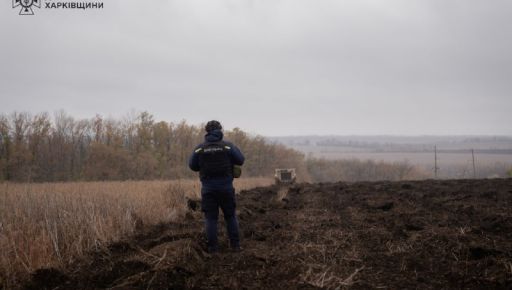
[205,120,222,132]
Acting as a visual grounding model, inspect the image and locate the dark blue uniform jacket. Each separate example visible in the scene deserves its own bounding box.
[188,129,245,191]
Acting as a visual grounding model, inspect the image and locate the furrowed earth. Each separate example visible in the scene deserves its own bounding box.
[24,179,512,289]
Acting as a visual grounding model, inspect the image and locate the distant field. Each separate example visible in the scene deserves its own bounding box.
[307,148,512,166]
[269,136,512,178]
[301,147,512,178]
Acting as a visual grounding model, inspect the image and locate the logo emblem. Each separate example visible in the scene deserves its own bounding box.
[12,0,41,15]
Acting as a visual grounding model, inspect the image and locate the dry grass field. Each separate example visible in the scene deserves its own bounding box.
[0,178,272,288]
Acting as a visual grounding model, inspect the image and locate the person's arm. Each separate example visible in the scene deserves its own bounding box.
[188,146,202,171]
[229,143,245,166]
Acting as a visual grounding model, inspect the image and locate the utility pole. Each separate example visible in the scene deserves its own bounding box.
[434,145,438,179]
[472,149,476,179]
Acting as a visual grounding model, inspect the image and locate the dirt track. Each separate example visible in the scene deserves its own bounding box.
[25,179,512,289]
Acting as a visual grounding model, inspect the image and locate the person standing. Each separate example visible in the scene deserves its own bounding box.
[188,120,245,253]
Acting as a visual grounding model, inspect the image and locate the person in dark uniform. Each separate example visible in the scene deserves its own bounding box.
[188,120,245,253]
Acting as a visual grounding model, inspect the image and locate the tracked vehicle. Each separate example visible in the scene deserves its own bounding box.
[274,168,296,185]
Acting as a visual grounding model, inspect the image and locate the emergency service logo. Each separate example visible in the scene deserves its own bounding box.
[12,0,41,15]
[12,0,104,15]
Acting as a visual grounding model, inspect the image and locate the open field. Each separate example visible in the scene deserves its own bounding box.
[20,178,512,289]
[270,136,512,179]
[297,146,512,179]
[0,178,272,288]
[310,150,512,166]
[311,151,512,178]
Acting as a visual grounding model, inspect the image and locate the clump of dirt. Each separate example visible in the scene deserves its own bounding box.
[24,179,512,289]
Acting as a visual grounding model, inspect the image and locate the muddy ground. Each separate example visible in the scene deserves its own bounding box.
[24,179,512,289]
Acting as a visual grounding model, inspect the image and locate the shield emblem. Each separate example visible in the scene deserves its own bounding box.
[13,0,40,15]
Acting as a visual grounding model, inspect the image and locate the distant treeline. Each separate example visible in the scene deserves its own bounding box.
[0,111,306,182]
[0,111,440,183]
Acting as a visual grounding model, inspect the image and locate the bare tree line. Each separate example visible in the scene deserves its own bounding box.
[0,111,305,182]
[4,110,491,183]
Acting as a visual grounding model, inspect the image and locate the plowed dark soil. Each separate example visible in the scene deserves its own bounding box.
[25,179,512,289]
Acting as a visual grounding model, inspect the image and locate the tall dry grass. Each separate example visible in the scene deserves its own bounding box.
[0,178,271,288]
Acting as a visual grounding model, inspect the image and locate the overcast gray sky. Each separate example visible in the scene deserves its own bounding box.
[1,0,511,136]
